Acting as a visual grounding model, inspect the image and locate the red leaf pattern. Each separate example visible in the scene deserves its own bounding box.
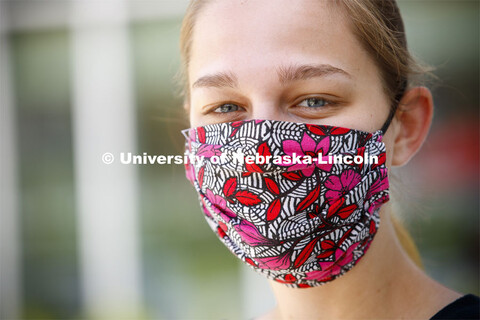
[327,197,346,218]
[265,177,280,195]
[235,190,262,206]
[337,204,358,219]
[267,199,281,221]
[296,185,321,212]
[320,239,336,250]
[258,142,272,157]
[282,172,302,181]
[183,119,389,288]
[197,127,206,143]
[223,177,237,197]
[246,162,263,173]
[294,238,320,268]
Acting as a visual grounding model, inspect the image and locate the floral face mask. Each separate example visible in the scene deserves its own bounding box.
[182,119,389,288]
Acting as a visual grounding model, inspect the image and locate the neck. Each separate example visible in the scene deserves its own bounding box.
[267,206,460,320]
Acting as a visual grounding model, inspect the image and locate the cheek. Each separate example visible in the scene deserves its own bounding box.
[189,107,198,127]
[380,122,398,169]
[187,93,202,128]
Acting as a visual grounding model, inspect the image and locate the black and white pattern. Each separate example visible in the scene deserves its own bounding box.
[183,119,390,288]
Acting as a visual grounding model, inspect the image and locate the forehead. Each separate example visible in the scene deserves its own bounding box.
[189,0,373,83]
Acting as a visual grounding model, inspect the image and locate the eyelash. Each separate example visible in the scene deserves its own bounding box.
[211,97,335,113]
[213,103,241,113]
[296,97,334,109]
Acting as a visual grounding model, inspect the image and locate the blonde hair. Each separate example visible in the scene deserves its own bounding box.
[178,0,427,266]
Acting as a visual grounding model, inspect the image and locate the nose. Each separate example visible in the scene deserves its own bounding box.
[249,101,289,122]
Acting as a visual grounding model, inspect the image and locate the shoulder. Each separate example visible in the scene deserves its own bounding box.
[430,294,480,320]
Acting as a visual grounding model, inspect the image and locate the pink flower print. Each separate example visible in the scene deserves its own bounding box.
[305,243,360,281]
[365,168,390,213]
[200,199,212,218]
[366,168,389,200]
[205,189,236,222]
[184,162,195,185]
[234,220,273,247]
[197,144,222,158]
[255,251,291,270]
[282,133,332,176]
[325,169,362,203]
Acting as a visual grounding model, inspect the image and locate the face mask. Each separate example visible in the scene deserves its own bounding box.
[182,119,389,288]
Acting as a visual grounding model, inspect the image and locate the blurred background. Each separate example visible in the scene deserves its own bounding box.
[0,1,478,319]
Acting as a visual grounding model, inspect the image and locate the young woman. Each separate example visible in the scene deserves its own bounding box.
[179,0,479,319]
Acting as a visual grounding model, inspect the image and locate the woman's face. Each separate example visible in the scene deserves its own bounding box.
[188,0,391,135]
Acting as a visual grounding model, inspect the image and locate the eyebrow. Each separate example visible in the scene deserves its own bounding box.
[191,63,350,89]
[192,71,238,89]
[276,64,351,85]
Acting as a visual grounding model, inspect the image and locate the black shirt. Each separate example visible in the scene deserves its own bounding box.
[430,294,480,319]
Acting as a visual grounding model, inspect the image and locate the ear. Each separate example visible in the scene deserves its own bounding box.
[391,87,433,166]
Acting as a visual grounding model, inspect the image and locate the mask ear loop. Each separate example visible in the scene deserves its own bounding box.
[380,79,408,135]
[181,128,191,140]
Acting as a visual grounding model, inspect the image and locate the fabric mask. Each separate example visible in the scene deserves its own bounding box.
[182,119,389,288]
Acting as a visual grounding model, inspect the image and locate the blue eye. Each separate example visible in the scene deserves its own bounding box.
[298,97,328,108]
[214,103,240,113]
